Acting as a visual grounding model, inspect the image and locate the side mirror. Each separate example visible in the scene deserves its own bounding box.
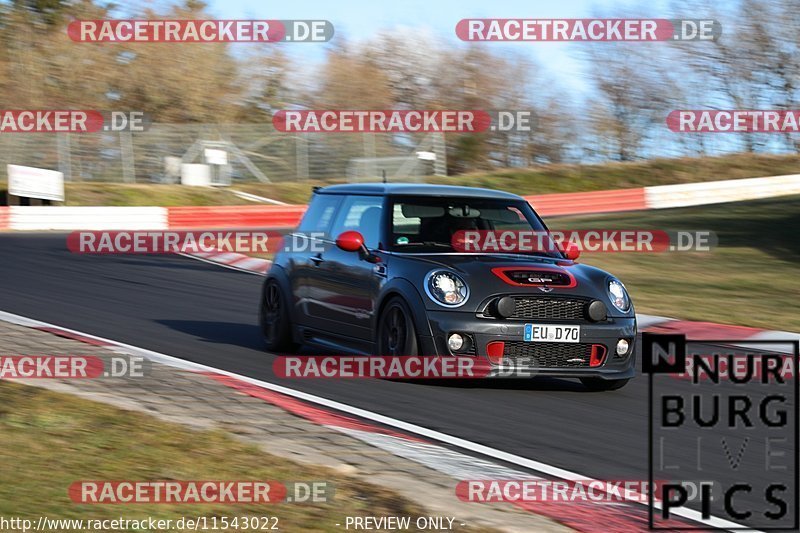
[336,230,365,252]
[563,242,581,261]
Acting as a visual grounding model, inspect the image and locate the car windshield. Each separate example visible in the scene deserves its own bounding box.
[388,196,558,256]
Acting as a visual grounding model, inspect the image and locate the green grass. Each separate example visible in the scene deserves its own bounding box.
[0,381,485,532]
[235,182,322,205]
[2,152,799,206]
[60,183,253,206]
[553,195,800,332]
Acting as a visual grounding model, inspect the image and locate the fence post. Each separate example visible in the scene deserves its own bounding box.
[121,130,135,183]
[296,134,309,180]
[58,133,73,182]
[433,132,447,176]
[363,133,376,181]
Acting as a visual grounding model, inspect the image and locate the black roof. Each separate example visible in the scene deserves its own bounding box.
[315,183,523,200]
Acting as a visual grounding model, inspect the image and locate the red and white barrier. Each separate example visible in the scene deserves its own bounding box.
[0,205,304,231]
[167,205,306,229]
[8,206,167,231]
[525,188,647,216]
[645,174,800,209]
[0,206,9,231]
[2,173,799,231]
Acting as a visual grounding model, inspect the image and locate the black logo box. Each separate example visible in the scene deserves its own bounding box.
[643,333,799,531]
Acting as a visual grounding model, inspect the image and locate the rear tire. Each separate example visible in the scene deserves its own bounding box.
[377,297,419,356]
[260,279,299,353]
[580,377,630,391]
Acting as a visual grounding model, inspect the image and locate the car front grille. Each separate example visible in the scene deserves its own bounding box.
[511,297,586,321]
[502,341,594,368]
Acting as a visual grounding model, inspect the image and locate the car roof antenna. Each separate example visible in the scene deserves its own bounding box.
[381,169,387,184]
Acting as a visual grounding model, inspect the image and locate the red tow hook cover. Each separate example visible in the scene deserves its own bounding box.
[486,341,505,364]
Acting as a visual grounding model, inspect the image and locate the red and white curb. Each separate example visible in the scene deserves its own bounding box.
[181,250,272,274]
[638,314,799,355]
[0,308,753,532]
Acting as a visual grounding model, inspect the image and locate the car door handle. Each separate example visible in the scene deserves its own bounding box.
[310,254,324,265]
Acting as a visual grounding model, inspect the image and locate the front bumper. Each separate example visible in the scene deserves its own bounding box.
[419,311,637,379]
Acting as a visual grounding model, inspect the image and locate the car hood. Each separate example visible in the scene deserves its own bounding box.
[392,252,604,283]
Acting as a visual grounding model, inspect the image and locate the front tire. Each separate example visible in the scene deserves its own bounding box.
[260,279,299,353]
[580,377,630,391]
[377,297,419,356]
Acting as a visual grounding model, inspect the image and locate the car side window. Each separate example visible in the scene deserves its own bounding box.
[297,194,341,238]
[329,195,383,249]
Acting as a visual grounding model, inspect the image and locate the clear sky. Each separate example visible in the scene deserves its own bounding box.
[204,0,672,97]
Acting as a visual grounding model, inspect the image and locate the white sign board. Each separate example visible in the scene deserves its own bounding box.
[181,164,211,186]
[416,151,437,161]
[204,148,228,165]
[7,165,65,202]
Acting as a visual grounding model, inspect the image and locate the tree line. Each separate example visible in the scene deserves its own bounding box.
[1,0,798,174]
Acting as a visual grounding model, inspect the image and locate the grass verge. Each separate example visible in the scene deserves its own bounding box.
[0,381,490,532]
[554,195,800,332]
[428,152,800,194]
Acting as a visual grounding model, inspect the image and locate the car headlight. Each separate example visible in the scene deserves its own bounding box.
[608,280,630,312]
[425,270,469,307]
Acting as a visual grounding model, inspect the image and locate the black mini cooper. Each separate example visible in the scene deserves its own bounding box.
[260,183,636,390]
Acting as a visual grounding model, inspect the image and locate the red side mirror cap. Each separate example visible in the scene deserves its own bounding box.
[336,230,365,252]
[563,242,581,261]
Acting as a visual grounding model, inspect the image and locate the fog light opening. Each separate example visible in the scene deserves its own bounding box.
[448,333,464,352]
[616,338,630,356]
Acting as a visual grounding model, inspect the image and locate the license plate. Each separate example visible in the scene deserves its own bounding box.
[524,324,581,343]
